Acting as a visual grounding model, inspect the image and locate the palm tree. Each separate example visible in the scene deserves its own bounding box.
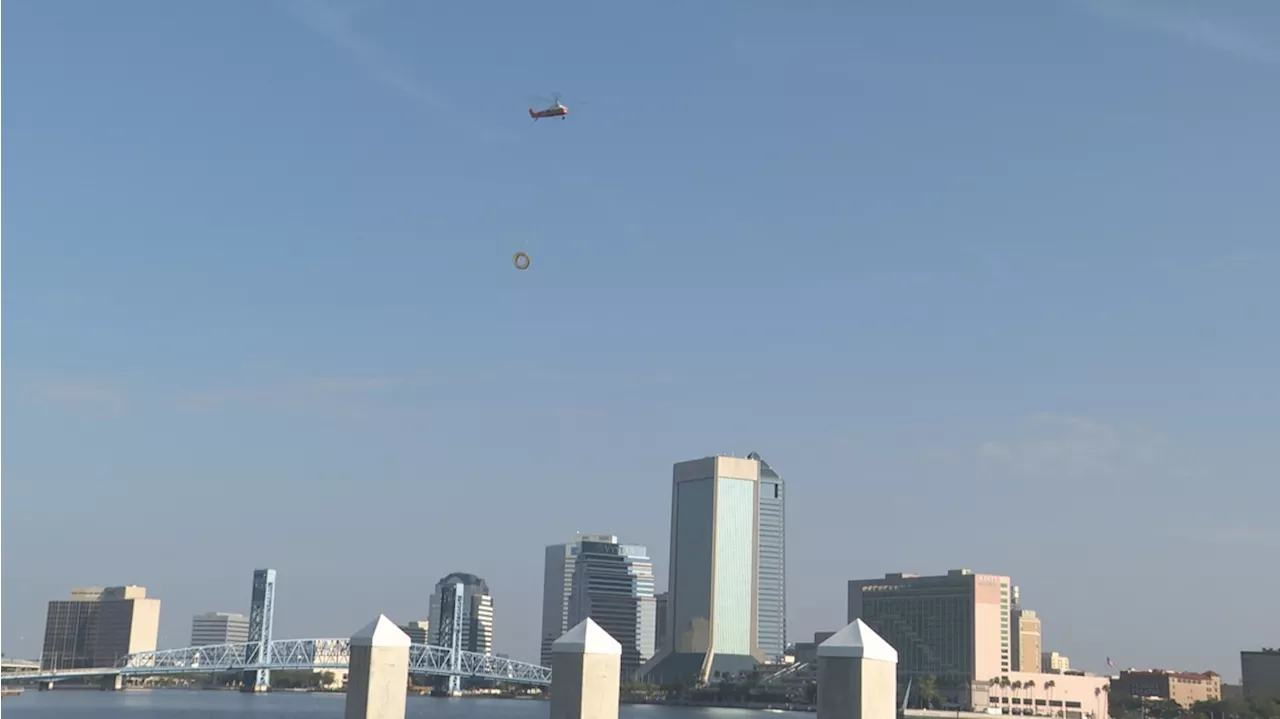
[917,674,940,709]
[1001,676,1013,713]
[1044,679,1057,717]
[1013,681,1024,714]
[991,677,1004,712]
[1025,679,1038,715]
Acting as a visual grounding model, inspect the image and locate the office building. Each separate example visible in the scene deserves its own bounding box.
[40,586,161,671]
[539,534,620,667]
[1242,648,1280,700]
[190,612,250,646]
[429,572,494,655]
[567,536,656,677]
[654,592,669,654]
[1011,606,1042,673]
[641,455,765,684]
[748,452,787,663]
[1112,669,1221,708]
[398,620,430,645]
[847,569,1012,684]
[1042,651,1071,672]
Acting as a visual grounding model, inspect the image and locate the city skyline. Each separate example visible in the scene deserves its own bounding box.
[1,447,1266,678]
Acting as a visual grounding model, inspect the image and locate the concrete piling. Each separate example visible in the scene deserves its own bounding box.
[344,615,411,719]
[550,618,622,719]
[817,619,900,719]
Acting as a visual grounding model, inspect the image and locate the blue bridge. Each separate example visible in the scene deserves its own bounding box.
[0,638,552,687]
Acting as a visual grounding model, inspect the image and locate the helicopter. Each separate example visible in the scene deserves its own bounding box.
[528,93,573,121]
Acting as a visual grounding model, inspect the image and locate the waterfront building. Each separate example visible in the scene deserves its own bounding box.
[398,620,429,645]
[429,572,494,655]
[989,670,1112,719]
[641,455,765,684]
[539,534,622,667]
[567,536,656,677]
[40,586,161,670]
[748,452,787,663]
[190,612,249,646]
[847,569,1012,686]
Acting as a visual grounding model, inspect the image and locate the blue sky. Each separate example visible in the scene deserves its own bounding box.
[3,0,1278,678]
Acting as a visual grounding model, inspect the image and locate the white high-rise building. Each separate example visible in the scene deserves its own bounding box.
[190,612,250,646]
[567,537,656,677]
[640,455,765,685]
[539,533,620,667]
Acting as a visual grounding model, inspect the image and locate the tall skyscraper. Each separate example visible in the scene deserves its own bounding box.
[748,451,787,663]
[847,569,1012,684]
[540,534,619,667]
[429,572,495,655]
[242,568,277,692]
[190,612,250,646]
[641,455,765,685]
[40,586,161,671]
[566,536,656,677]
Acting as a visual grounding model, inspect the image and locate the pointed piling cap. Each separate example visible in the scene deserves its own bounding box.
[552,618,622,656]
[818,619,898,663]
[351,614,411,648]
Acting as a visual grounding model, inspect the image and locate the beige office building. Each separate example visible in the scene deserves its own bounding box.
[848,569,1012,684]
[41,586,161,670]
[1112,669,1221,708]
[1042,651,1070,672]
[1011,608,1042,673]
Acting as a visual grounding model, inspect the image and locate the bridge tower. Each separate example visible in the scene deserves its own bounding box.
[438,581,465,694]
[241,568,277,692]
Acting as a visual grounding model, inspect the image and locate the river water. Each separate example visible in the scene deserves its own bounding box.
[2,691,790,719]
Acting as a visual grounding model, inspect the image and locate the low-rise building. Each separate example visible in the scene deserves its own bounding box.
[1111,669,1220,708]
[1042,652,1070,673]
[987,671,1112,719]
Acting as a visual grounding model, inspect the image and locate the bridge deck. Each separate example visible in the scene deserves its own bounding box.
[1,639,550,686]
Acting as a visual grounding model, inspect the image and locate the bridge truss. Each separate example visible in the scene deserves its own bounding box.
[1,639,551,686]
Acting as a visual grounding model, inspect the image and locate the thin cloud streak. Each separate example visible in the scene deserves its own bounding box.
[178,372,434,411]
[1077,0,1280,69]
[978,412,1175,479]
[25,379,129,417]
[283,0,452,110]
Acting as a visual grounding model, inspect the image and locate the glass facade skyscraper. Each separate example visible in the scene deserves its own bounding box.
[567,538,656,677]
[749,452,787,663]
[641,455,765,685]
